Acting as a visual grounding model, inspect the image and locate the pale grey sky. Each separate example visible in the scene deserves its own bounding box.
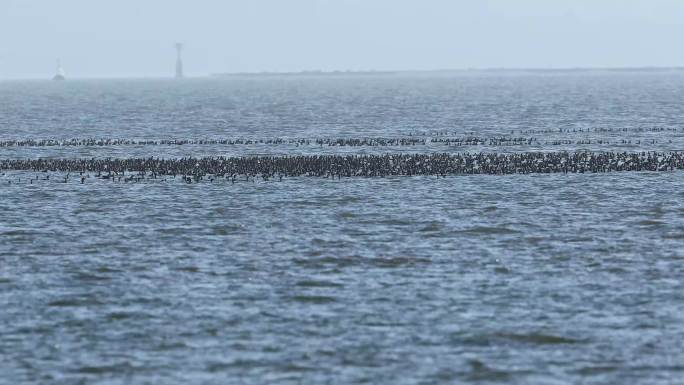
[1,0,683,78]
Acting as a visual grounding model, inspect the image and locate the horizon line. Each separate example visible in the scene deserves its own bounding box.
[4,66,684,81]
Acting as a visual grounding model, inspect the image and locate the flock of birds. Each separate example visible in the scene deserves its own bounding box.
[0,135,673,148]
[2,128,684,184]
[2,151,683,184]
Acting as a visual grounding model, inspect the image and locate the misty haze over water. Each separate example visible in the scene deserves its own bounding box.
[3,0,684,78]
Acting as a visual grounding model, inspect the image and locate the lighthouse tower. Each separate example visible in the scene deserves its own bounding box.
[52,59,66,81]
[175,43,184,78]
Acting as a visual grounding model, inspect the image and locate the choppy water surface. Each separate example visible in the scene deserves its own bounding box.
[2,72,684,384]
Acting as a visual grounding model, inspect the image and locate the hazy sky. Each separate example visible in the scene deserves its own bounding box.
[1,0,684,78]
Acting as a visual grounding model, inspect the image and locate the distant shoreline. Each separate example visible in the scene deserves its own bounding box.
[4,67,684,81]
[211,70,398,78]
[211,67,684,78]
